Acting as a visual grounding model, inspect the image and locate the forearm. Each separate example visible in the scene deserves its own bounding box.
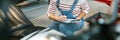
[48,13,59,21]
[47,0,58,21]
[77,0,89,20]
[76,11,87,20]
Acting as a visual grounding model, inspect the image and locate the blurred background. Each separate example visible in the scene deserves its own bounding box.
[0,0,120,40]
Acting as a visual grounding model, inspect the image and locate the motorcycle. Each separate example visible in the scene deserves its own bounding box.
[0,0,119,40]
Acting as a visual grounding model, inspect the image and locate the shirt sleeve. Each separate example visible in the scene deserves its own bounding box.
[47,0,57,17]
[80,0,89,14]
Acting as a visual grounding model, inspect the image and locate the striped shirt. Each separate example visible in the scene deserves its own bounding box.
[47,0,89,17]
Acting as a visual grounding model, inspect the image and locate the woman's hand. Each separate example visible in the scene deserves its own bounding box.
[58,15,67,22]
[48,14,67,22]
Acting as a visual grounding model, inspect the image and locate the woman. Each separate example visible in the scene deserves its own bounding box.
[47,0,89,37]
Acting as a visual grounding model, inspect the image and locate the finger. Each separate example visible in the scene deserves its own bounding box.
[58,18,65,22]
[60,16,66,20]
[59,15,66,22]
[63,15,67,18]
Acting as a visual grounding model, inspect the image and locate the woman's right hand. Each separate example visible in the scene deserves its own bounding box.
[58,15,67,22]
[48,14,67,22]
